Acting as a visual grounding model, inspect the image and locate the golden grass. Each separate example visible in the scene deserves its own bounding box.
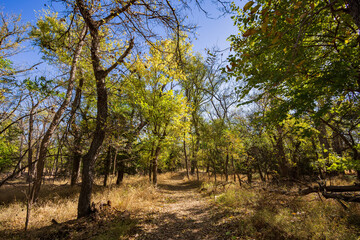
[0,174,160,232]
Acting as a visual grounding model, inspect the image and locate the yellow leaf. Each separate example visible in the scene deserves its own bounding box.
[310,3,315,9]
[243,1,254,11]
[300,13,307,19]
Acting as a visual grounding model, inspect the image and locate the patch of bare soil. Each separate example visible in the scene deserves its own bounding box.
[131,178,239,240]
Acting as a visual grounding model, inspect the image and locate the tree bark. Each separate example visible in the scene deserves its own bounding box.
[116,155,125,185]
[103,146,112,186]
[69,77,84,186]
[152,145,161,185]
[27,109,34,183]
[184,137,190,180]
[225,150,229,182]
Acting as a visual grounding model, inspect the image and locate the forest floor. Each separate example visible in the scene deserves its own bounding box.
[1,172,360,239]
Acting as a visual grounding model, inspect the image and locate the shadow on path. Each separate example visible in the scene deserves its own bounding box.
[133,178,242,240]
[157,180,202,192]
[134,204,241,240]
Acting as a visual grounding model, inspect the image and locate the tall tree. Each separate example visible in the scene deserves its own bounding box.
[71,0,190,217]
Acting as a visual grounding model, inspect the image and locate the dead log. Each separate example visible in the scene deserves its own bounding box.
[299,183,360,203]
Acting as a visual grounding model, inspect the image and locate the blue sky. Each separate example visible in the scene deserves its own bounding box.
[0,0,241,71]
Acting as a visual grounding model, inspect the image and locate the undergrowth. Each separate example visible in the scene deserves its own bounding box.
[201,180,360,239]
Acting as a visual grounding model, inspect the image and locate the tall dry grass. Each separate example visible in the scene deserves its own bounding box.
[0,174,160,232]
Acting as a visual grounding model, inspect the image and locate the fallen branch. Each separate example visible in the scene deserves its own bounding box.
[299,183,360,203]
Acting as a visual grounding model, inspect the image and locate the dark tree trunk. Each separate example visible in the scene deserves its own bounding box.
[148,161,152,183]
[103,146,112,186]
[257,163,265,182]
[116,157,125,185]
[71,153,81,186]
[190,160,196,175]
[231,156,236,182]
[78,76,107,217]
[152,145,161,185]
[225,150,229,182]
[191,125,200,175]
[184,138,190,180]
[247,171,252,183]
[213,161,217,183]
[69,77,84,186]
[27,110,34,183]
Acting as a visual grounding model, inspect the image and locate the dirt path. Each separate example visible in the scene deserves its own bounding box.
[132,176,236,240]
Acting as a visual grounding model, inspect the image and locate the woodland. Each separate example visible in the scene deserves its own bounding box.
[1,0,360,239]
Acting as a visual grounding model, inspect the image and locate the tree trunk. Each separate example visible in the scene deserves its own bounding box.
[71,152,81,186]
[225,150,229,182]
[148,161,152,183]
[257,163,265,182]
[116,157,125,185]
[231,155,236,182]
[69,77,84,186]
[196,164,199,181]
[152,145,161,185]
[191,123,200,175]
[213,161,217,183]
[103,146,112,186]
[27,109,34,183]
[78,75,108,218]
[184,138,190,180]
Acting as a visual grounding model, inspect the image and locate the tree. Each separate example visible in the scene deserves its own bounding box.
[71,0,192,217]
[228,0,360,174]
[124,39,190,185]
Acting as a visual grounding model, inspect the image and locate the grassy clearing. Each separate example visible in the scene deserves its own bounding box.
[201,179,360,240]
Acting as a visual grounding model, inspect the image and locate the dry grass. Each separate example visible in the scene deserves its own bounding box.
[0,174,160,232]
[200,176,360,239]
[2,172,360,239]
